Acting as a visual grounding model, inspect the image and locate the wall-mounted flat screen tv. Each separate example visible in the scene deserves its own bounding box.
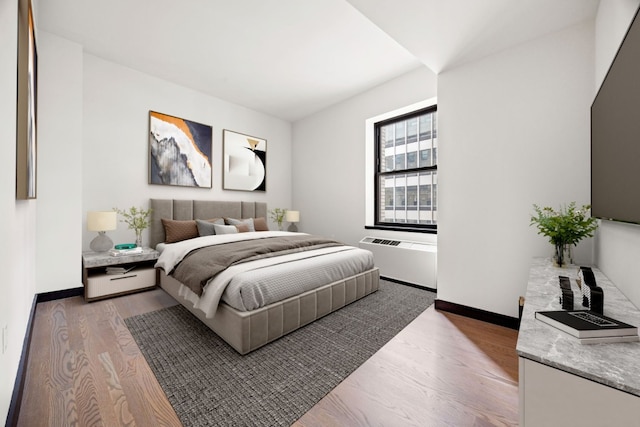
[591,6,640,224]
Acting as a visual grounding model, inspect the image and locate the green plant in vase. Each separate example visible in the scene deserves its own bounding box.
[269,208,287,231]
[114,206,152,248]
[530,202,598,267]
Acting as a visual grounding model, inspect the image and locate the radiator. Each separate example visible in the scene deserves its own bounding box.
[359,236,437,289]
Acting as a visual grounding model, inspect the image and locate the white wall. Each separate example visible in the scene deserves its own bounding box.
[594,0,640,308]
[1,18,294,420]
[36,31,83,293]
[0,0,38,421]
[595,0,640,86]
[292,66,437,247]
[437,21,594,318]
[81,54,293,250]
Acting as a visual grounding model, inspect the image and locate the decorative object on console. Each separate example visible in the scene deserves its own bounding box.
[223,129,266,191]
[286,210,299,232]
[109,246,144,257]
[590,286,605,314]
[578,266,598,308]
[535,310,638,344]
[149,111,212,188]
[114,243,136,250]
[114,206,152,248]
[269,208,287,231]
[558,275,574,310]
[87,211,117,252]
[530,202,598,267]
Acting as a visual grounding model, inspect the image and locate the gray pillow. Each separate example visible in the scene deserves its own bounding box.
[213,224,239,235]
[226,217,255,232]
[196,218,225,236]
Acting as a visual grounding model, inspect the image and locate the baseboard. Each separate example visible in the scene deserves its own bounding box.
[5,295,37,427]
[380,276,437,293]
[435,299,520,330]
[6,287,83,426]
[36,286,83,303]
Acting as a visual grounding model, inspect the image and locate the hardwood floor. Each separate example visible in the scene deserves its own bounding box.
[16,288,519,426]
[17,290,182,427]
[293,306,519,427]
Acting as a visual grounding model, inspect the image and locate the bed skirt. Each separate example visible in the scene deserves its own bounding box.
[159,268,380,354]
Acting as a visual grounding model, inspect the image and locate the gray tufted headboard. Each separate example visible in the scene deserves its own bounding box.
[149,199,267,248]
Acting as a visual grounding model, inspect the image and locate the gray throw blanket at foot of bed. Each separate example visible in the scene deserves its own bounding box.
[171,235,343,296]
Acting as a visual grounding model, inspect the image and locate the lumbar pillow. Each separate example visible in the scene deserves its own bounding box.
[234,222,250,233]
[161,218,198,243]
[253,217,269,231]
[225,217,255,232]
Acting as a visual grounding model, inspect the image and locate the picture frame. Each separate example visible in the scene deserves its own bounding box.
[149,111,212,188]
[223,129,267,192]
[16,0,37,200]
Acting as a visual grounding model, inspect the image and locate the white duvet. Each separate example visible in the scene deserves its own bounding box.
[155,231,375,318]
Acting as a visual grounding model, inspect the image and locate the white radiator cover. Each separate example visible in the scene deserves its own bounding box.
[359,236,437,289]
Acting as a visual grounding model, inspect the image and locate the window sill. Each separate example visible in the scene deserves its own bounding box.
[364,225,437,235]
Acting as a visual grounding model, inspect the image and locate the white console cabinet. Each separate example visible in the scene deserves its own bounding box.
[519,358,639,426]
[517,259,640,426]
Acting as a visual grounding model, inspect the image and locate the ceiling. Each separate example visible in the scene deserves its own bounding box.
[36,0,600,122]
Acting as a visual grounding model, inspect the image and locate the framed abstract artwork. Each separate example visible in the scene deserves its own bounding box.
[16,0,37,199]
[149,111,212,188]
[223,129,267,192]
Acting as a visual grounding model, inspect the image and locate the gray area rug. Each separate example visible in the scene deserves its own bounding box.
[125,280,435,427]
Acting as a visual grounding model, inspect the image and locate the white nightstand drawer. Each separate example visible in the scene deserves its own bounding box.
[86,267,156,299]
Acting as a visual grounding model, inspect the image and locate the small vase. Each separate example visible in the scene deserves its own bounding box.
[553,243,572,267]
[135,231,143,248]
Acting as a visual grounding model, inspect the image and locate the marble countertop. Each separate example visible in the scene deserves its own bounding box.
[82,248,159,268]
[517,257,640,397]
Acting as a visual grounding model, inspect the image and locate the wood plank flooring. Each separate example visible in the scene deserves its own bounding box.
[293,305,519,426]
[16,288,518,426]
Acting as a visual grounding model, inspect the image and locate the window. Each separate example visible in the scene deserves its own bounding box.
[374,106,437,231]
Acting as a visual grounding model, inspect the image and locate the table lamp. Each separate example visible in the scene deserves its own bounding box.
[286,210,300,232]
[87,211,117,252]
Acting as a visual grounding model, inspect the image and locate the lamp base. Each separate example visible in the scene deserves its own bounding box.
[90,231,114,252]
[287,223,298,232]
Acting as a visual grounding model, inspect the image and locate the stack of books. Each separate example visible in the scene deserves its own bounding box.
[108,247,144,257]
[535,310,639,344]
[105,265,136,275]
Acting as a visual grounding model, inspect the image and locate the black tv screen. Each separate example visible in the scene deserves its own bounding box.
[591,6,640,224]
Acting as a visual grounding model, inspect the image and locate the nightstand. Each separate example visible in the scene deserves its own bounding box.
[82,249,159,302]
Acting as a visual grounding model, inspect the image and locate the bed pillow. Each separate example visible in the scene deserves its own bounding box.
[213,224,239,235]
[253,217,269,231]
[196,218,225,236]
[161,218,198,243]
[225,217,255,232]
[234,223,250,233]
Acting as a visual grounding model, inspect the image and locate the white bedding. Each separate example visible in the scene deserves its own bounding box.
[155,231,375,317]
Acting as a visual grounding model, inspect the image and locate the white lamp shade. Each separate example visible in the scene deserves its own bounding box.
[87,211,117,231]
[285,210,300,222]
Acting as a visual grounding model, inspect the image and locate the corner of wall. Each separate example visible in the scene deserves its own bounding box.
[0,0,38,421]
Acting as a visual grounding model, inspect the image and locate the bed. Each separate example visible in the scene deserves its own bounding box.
[150,199,379,354]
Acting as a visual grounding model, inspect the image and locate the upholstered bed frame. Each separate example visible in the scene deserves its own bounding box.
[149,199,268,248]
[149,199,380,354]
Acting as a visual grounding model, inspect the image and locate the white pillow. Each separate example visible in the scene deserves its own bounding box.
[213,224,239,235]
